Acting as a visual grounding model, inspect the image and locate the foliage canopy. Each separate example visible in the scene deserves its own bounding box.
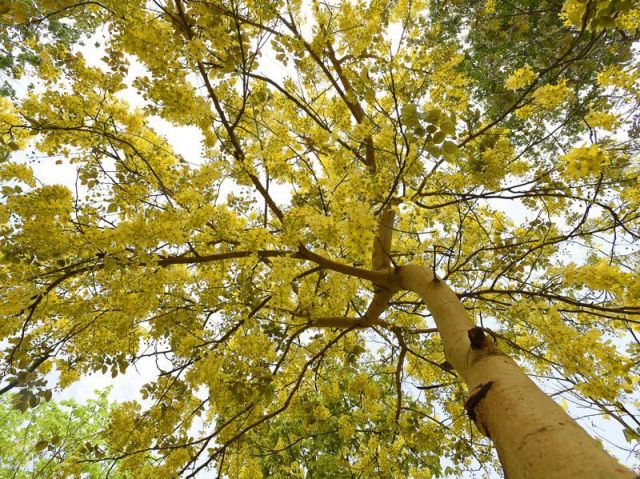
[0,0,639,477]
[0,388,131,478]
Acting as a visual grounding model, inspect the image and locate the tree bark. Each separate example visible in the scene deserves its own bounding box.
[397,263,635,479]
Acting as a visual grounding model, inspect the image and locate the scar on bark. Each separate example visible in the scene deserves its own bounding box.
[464,381,494,437]
[439,360,454,372]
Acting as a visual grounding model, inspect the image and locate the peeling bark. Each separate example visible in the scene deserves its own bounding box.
[464,381,494,436]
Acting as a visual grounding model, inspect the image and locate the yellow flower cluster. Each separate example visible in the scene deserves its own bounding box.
[516,80,573,118]
[597,65,637,91]
[560,0,588,27]
[561,144,610,179]
[584,111,620,131]
[561,0,637,30]
[505,65,536,91]
[615,7,640,31]
[531,80,572,109]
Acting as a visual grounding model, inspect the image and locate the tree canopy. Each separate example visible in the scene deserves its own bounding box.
[0,388,132,478]
[0,0,639,477]
[0,0,100,97]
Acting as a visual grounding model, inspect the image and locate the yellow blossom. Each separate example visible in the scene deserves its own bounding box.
[505,65,536,91]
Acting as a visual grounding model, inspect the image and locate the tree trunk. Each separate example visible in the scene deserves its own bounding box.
[397,263,635,479]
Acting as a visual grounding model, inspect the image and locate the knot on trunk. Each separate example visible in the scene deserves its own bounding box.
[468,326,488,349]
[467,327,504,366]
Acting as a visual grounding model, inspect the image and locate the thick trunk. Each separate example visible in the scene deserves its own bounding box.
[397,264,634,479]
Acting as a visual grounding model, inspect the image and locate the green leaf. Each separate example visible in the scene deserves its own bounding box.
[433,131,446,144]
[442,141,459,157]
[426,143,441,158]
[623,427,640,442]
[595,16,615,28]
[440,120,456,136]
[34,439,49,452]
[422,108,441,123]
[401,104,420,127]
[11,391,29,412]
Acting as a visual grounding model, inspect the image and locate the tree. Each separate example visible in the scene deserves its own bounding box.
[0,389,132,478]
[0,0,639,477]
[0,0,101,97]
